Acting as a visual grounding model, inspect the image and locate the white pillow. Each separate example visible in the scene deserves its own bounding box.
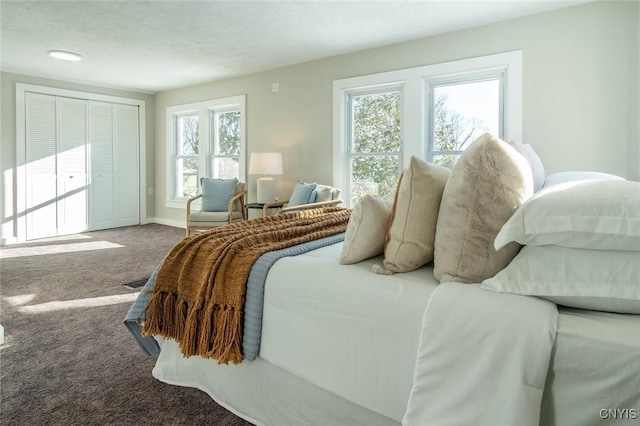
[339,195,392,264]
[312,185,333,202]
[542,171,624,188]
[495,180,640,251]
[509,140,545,191]
[482,245,640,314]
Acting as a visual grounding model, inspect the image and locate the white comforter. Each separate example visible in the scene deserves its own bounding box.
[260,243,558,424]
[403,282,558,426]
[260,243,437,420]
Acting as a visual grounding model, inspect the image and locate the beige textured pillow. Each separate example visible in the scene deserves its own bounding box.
[382,156,451,273]
[339,195,393,264]
[434,133,534,284]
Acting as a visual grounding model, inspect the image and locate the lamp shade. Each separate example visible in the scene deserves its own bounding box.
[249,152,283,175]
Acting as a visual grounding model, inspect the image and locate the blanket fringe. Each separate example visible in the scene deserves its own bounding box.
[162,292,177,336]
[142,293,242,364]
[180,308,201,357]
[208,303,243,364]
[197,303,216,354]
[175,301,188,339]
[141,291,166,336]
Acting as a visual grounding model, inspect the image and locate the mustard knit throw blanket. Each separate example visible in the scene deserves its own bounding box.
[142,208,351,364]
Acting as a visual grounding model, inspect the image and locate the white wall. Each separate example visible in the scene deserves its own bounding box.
[152,1,639,226]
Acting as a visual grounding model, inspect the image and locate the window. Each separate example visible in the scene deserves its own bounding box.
[334,51,522,207]
[167,95,245,207]
[347,87,402,206]
[175,113,199,198]
[427,76,502,168]
[211,110,241,179]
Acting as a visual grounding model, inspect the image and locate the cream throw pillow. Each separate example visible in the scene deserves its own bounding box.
[434,133,534,284]
[339,195,393,264]
[382,156,451,273]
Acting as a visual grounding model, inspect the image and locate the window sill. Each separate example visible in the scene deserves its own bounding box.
[166,199,196,210]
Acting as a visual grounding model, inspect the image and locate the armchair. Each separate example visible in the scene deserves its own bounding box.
[262,181,343,216]
[186,179,247,236]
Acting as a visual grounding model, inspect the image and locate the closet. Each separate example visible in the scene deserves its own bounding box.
[88,101,140,231]
[23,91,140,240]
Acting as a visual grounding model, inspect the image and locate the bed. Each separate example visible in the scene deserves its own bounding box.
[126,134,640,425]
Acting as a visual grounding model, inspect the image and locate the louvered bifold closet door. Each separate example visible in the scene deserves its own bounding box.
[57,97,88,235]
[25,94,88,239]
[114,105,139,227]
[88,101,115,230]
[88,102,139,230]
[25,93,58,240]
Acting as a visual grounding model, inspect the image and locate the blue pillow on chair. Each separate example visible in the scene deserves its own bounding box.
[288,181,317,206]
[200,178,238,212]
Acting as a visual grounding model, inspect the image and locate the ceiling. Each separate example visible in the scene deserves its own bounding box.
[1,1,587,94]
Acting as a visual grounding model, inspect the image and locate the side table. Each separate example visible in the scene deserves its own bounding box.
[245,201,286,218]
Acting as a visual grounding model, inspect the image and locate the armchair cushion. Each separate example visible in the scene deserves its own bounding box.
[200,177,238,212]
[189,210,244,224]
[288,181,317,206]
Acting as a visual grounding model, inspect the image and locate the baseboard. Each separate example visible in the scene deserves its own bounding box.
[147,217,186,229]
[0,221,186,246]
[0,237,18,247]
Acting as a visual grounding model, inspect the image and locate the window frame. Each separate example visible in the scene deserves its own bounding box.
[345,84,405,206]
[333,51,522,207]
[210,107,242,179]
[426,70,505,164]
[173,111,200,200]
[166,95,246,209]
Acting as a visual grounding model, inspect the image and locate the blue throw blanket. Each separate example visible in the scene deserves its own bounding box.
[124,233,344,360]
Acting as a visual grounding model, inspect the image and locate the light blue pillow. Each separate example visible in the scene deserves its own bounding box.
[288,181,317,206]
[200,177,238,212]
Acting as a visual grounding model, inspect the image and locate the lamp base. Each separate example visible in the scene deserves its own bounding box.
[256,176,275,204]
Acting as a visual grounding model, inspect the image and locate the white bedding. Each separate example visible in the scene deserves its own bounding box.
[151,241,640,426]
[260,243,437,421]
[403,282,557,426]
[541,308,640,426]
[154,338,397,426]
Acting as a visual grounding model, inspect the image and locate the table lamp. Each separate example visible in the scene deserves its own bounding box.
[249,152,283,203]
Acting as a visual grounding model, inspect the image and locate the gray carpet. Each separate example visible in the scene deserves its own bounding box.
[0,224,253,425]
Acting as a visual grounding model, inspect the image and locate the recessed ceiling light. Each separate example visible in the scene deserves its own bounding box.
[48,50,83,62]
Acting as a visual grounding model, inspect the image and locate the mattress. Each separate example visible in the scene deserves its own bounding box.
[151,241,640,426]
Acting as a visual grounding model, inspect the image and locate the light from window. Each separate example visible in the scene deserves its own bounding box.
[349,89,402,206]
[212,110,241,179]
[429,78,501,168]
[176,114,199,198]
